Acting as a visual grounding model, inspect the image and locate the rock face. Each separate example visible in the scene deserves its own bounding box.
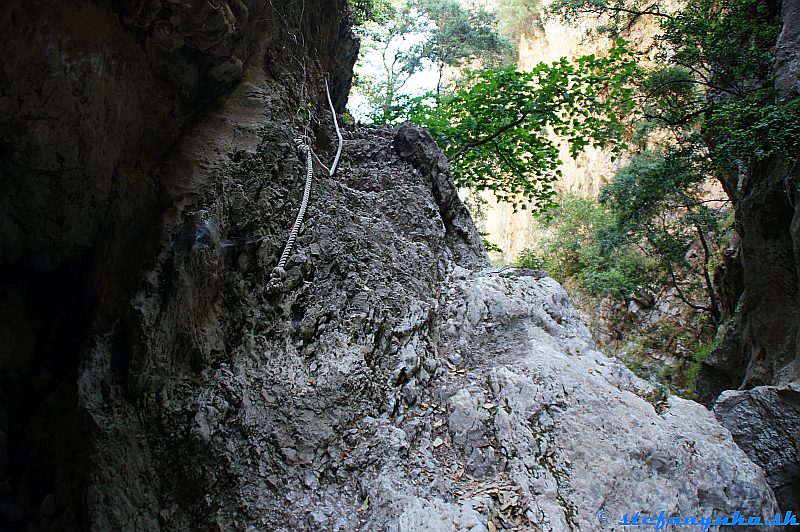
[698,0,800,512]
[0,0,357,528]
[713,385,800,514]
[699,0,800,393]
[373,267,776,531]
[79,115,780,527]
[0,0,783,530]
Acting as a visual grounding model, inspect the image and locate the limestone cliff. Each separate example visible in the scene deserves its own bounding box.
[0,1,783,530]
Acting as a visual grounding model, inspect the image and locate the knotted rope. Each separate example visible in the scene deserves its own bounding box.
[266,80,342,294]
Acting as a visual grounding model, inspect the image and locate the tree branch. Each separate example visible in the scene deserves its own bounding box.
[694,224,721,322]
[449,111,530,161]
[642,107,708,126]
[574,2,674,20]
[664,198,731,209]
[667,262,715,314]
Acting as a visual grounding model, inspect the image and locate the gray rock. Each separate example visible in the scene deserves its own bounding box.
[0,0,359,528]
[75,104,778,530]
[429,269,778,531]
[713,385,800,512]
[394,124,488,270]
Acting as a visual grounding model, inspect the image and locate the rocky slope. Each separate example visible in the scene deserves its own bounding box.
[0,0,785,530]
[79,118,778,530]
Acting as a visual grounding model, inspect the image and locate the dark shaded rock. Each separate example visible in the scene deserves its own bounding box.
[75,92,487,526]
[712,232,744,320]
[0,0,357,273]
[697,322,746,406]
[701,1,800,498]
[735,154,799,387]
[775,0,800,100]
[0,0,357,529]
[713,385,800,513]
[701,0,800,394]
[394,124,488,270]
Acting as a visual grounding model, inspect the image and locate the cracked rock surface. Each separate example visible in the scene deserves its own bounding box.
[81,113,776,529]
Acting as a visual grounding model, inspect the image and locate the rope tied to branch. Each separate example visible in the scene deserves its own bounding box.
[266,80,342,294]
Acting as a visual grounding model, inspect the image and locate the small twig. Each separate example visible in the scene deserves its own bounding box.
[311,149,331,174]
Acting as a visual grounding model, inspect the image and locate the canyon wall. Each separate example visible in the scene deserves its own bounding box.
[701,0,800,512]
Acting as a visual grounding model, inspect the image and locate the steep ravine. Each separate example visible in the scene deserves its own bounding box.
[0,1,787,530]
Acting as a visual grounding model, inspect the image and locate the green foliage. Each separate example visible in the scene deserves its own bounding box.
[550,0,789,175]
[354,0,513,122]
[624,357,651,381]
[652,0,797,177]
[514,247,545,270]
[541,0,794,325]
[531,195,653,297]
[480,232,504,254]
[639,66,705,127]
[600,147,710,233]
[709,92,800,171]
[600,147,726,320]
[354,0,431,121]
[350,0,395,24]
[420,0,515,71]
[659,0,779,96]
[684,339,717,394]
[403,41,638,210]
[358,0,796,220]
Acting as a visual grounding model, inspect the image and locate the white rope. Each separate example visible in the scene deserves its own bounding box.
[267,81,343,293]
[325,79,343,177]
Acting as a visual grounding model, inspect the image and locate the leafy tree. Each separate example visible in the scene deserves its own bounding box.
[519,195,653,297]
[599,146,727,322]
[358,0,799,220]
[420,0,515,92]
[354,1,431,121]
[514,247,546,270]
[518,152,727,320]
[353,0,514,122]
[549,0,796,174]
[350,0,395,24]
[542,0,797,324]
[403,41,638,210]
